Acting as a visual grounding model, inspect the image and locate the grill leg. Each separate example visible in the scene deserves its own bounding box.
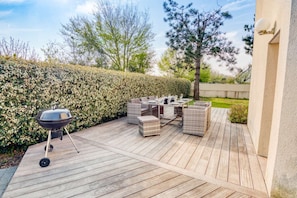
[64,128,80,153]
[45,130,51,158]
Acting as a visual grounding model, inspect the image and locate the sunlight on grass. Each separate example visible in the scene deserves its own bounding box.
[199,97,249,108]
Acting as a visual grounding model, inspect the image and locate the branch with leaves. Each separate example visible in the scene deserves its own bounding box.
[242,15,255,56]
[0,37,39,61]
[59,0,154,73]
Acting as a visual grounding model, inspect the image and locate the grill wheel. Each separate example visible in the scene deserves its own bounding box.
[39,158,50,167]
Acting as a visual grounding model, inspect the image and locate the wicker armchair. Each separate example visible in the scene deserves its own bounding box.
[127,98,158,124]
[194,101,211,130]
[182,103,211,136]
[127,98,150,124]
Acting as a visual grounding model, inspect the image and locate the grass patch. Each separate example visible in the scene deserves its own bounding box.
[199,97,249,108]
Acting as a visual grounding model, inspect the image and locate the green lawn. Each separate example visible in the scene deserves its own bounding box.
[199,97,249,108]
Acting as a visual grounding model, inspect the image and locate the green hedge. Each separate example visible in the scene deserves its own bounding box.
[0,57,191,151]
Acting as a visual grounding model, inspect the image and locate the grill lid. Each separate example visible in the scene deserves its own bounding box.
[39,108,72,121]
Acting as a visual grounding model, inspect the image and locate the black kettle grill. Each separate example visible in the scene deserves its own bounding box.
[36,103,79,167]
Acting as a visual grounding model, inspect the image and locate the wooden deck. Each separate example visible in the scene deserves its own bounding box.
[3,108,268,198]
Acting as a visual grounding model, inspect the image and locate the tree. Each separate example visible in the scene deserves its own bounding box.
[129,51,154,73]
[235,16,254,83]
[60,0,154,73]
[163,0,239,100]
[200,65,211,83]
[242,16,254,56]
[41,41,69,64]
[60,16,107,66]
[235,64,251,84]
[158,48,193,78]
[0,37,39,61]
[158,48,176,76]
[158,48,210,82]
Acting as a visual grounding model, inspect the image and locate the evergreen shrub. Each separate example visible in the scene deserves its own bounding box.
[0,57,191,151]
[228,104,248,124]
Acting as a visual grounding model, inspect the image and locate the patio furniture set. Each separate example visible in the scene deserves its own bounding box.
[127,96,211,137]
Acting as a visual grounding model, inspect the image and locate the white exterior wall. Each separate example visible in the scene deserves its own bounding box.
[249,0,297,196]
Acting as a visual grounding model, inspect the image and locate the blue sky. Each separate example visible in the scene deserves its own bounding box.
[0,0,255,75]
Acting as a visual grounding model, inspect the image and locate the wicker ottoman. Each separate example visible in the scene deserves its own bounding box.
[137,116,160,137]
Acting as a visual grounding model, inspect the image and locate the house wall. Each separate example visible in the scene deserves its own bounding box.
[248,0,274,157]
[249,0,297,196]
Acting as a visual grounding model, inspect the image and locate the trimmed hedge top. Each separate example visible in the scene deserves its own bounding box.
[0,57,191,150]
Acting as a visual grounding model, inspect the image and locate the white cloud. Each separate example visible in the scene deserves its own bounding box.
[222,0,254,12]
[0,23,43,35]
[75,0,97,15]
[223,31,242,46]
[225,31,238,39]
[0,10,12,17]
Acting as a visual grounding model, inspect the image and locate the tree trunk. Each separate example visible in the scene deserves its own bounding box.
[194,58,201,100]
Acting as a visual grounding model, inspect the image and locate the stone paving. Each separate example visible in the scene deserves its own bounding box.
[0,166,17,198]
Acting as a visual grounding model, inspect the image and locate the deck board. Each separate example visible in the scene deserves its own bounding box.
[228,121,241,185]
[3,108,268,198]
[126,174,192,198]
[238,124,254,189]
[205,108,227,178]
[201,187,235,198]
[151,179,206,198]
[177,182,220,197]
[216,115,231,182]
